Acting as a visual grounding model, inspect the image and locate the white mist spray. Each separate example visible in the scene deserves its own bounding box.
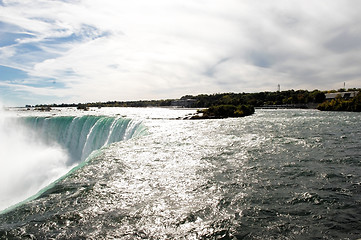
[0,107,71,211]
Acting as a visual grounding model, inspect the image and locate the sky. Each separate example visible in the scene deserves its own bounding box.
[0,0,361,106]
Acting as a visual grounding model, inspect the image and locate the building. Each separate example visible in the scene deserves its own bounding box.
[325,91,358,100]
[171,99,197,108]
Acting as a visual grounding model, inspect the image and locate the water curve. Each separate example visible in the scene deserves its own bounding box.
[21,116,146,164]
[0,115,146,212]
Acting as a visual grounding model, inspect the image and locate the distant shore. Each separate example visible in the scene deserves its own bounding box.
[25,88,360,113]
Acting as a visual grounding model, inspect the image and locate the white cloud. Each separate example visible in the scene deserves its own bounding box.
[0,81,68,98]
[0,0,361,105]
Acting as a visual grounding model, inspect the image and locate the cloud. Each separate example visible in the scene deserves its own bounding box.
[325,26,361,53]
[0,0,361,105]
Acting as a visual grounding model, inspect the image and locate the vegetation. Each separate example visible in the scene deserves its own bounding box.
[191,104,255,119]
[77,104,89,111]
[33,89,326,109]
[194,90,325,107]
[30,88,361,114]
[317,91,361,112]
[179,90,326,108]
[34,106,51,111]
[34,99,173,109]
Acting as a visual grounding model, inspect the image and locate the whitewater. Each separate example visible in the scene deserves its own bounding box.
[0,107,360,239]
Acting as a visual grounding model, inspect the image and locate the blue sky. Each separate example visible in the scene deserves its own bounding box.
[0,0,361,106]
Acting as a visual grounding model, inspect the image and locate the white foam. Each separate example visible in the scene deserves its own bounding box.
[0,107,71,211]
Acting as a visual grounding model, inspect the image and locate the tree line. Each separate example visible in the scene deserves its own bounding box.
[317,91,361,112]
[34,89,326,108]
[32,88,361,113]
[180,89,326,108]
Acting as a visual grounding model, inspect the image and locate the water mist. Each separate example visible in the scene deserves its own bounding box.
[0,108,71,211]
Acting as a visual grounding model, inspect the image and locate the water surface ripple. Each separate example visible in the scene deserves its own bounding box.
[0,109,360,239]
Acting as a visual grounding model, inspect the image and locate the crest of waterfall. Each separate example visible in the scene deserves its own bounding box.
[0,114,146,211]
[21,116,146,164]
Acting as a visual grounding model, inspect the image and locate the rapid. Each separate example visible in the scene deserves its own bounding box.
[0,107,360,239]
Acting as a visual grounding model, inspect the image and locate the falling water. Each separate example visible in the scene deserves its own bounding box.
[0,109,70,211]
[0,108,146,212]
[1,108,360,239]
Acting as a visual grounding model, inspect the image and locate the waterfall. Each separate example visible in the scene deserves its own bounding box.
[21,115,146,164]
[0,114,146,211]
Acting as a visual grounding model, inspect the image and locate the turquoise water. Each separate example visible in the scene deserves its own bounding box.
[0,114,146,212]
[22,115,146,164]
[0,109,360,239]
